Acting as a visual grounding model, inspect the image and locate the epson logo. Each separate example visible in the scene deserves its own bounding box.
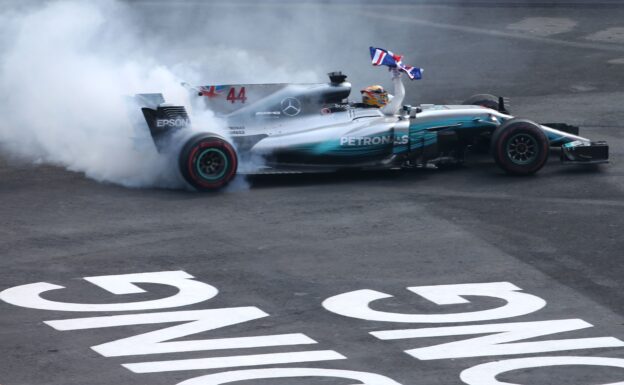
[156,118,189,128]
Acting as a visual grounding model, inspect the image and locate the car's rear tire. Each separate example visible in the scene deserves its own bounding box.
[491,118,549,175]
[463,94,504,112]
[179,133,238,191]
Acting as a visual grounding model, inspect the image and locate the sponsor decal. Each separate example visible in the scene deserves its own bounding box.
[200,86,247,104]
[281,97,301,117]
[228,126,245,135]
[156,118,190,128]
[340,135,408,146]
[226,87,247,104]
[2,273,624,385]
[199,85,227,98]
[256,111,281,116]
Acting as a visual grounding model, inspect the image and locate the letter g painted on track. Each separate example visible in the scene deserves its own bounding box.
[322,282,546,323]
[0,271,218,312]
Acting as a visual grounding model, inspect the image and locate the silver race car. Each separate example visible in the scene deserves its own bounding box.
[132,68,608,191]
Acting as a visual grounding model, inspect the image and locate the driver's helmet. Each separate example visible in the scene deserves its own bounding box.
[361,85,389,108]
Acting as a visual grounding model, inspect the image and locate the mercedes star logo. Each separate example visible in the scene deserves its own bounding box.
[281,97,302,117]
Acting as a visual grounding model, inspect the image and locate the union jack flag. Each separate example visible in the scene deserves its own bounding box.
[369,47,423,80]
[199,85,227,98]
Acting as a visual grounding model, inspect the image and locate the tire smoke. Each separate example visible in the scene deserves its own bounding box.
[0,0,317,189]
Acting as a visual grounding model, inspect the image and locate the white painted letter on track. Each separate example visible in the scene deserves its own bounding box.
[372,319,624,360]
[123,351,347,373]
[0,271,217,312]
[322,282,546,323]
[460,356,624,385]
[46,307,317,357]
[177,368,403,385]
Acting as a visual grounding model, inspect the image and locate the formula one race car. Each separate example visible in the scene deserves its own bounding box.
[131,71,608,191]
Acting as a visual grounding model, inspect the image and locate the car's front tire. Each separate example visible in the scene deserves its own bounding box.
[491,118,549,175]
[179,133,238,191]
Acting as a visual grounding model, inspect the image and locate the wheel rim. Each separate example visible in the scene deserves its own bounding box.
[506,133,538,165]
[196,148,228,180]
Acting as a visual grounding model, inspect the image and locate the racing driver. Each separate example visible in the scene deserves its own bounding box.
[360,67,404,116]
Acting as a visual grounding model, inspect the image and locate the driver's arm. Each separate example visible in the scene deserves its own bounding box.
[381,68,405,116]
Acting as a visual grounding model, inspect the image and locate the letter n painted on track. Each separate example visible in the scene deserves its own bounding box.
[372,319,624,360]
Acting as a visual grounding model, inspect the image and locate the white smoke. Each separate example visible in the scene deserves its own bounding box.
[0,0,319,189]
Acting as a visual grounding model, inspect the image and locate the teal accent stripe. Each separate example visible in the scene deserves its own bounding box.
[289,134,395,157]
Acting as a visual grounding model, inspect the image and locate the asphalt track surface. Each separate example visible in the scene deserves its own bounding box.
[1,2,624,385]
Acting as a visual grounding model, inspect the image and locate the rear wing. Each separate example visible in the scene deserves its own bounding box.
[131,93,191,151]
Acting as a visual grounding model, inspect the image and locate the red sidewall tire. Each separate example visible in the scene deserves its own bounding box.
[179,134,238,191]
[491,119,549,175]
